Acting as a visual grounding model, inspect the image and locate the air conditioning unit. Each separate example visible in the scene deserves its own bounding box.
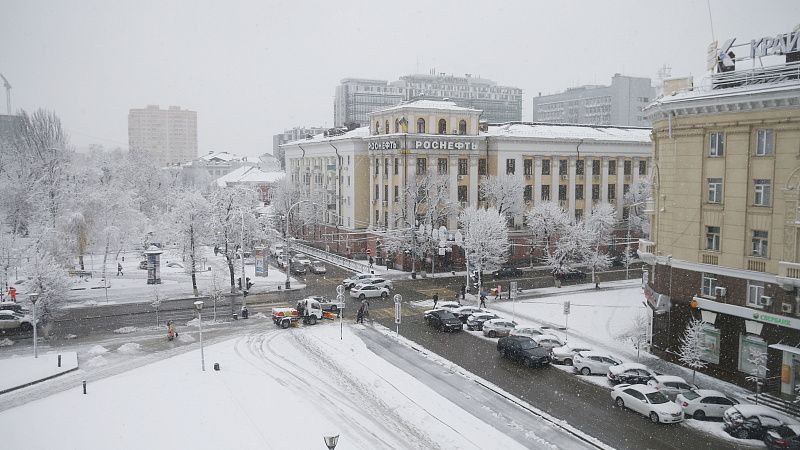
[714,286,727,297]
[782,303,794,314]
[759,296,773,306]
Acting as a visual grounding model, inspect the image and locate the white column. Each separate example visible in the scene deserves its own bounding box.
[407,156,417,225]
[368,152,375,229]
[469,157,478,208]
[378,154,385,229]
[388,157,394,229]
[449,155,458,229]
[567,157,576,220]
[632,157,640,181]
[534,157,542,205]
[616,157,625,219]
[601,157,609,204]
[551,156,559,204]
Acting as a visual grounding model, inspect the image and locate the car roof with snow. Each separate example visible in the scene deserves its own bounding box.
[687,389,727,398]
[576,351,616,358]
[730,404,797,420]
[469,312,498,319]
[650,375,688,384]
[610,362,650,372]
[614,383,658,394]
[453,306,483,313]
[533,334,560,341]
[484,318,512,325]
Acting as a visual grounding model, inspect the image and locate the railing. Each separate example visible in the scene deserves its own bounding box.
[747,258,767,272]
[779,261,800,280]
[292,242,371,273]
[712,62,800,90]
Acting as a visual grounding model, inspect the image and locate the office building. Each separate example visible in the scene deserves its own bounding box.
[128,105,197,167]
[272,126,328,170]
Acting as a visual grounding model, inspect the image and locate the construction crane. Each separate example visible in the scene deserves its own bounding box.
[0,73,11,114]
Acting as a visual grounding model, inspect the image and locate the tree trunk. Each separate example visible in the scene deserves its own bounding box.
[190,223,198,297]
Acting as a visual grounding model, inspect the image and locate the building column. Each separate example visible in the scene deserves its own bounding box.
[616,156,625,219]
[632,157,640,182]
[469,156,478,208]
[388,157,394,229]
[601,157,609,204]
[568,157,576,220]
[378,154,385,229]
[368,152,375,230]
[534,157,542,206]
[407,156,416,227]
[449,155,458,229]
[584,157,593,213]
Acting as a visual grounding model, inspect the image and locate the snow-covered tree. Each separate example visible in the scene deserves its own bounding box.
[167,191,211,296]
[581,202,617,284]
[615,311,650,362]
[22,246,71,332]
[208,272,225,322]
[745,345,769,402]
[208,186,261,293]
[679,318,708,384]
[458,206,510,290]
[479,174,525,217]
[624,178,652,238]
[525,201,570,266]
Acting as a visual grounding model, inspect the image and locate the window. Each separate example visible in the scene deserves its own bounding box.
[458,120,467,135]
[478,159,487,176]
[384,158,388,175]
[575,185,584,200]
[385,120,389,135]
[394,119,399,133]
[639,160,647,175]
[524,159,533,176]
[592,184,600,200]
[438,158,448,175]
[623,184,630,195]
[458,159,468,176]
[575,209,583,221]
[375,210,379,224]
[701,273,717,297]
[416,158,426,175]
[559,159,567,176]
[394,185,399,202]
[706,226,720,251]
[756,129,774,156]
[608,184,616,200]
[576,160,584,175]
[558,185,567,201]
[394,158,399,175]
[542,185,551,201]
[754,179,771,206]
[747,281,765,308]
[506,159,515,175]
[375,121,380,134]
[347,176,350,186]
[438,119,447,134]
[417,118,426,133]
[592,159,600,175]
[624,160,631,175]
[375,184,379,199]
[752,230,768,257]
[458,185,467,203]
[523,185,532,202]
[710,132,724,157]
[384,185,388,203]
[375,158,379,173]
[707,178,723,203]
[739,334,767,376]
[608,160,617,175]
[542,159,551,175]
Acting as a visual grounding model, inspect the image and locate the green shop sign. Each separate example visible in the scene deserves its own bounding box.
[752,312,792,327]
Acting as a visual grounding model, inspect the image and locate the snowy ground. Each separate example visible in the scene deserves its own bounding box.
[0,322,600,450]
[0,352,78,393]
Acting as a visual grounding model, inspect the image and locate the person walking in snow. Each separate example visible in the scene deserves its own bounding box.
[460,284,466,300]
[432,292,439,309]
[117,262,123,276]
[356,303,365,324]
[8,286,16,302]
[167,320,178,341]
[479,290,487,308]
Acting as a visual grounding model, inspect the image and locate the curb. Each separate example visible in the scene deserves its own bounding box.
[0,366,79,395]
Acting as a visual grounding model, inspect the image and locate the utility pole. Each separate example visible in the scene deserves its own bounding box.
[240,209,246,309]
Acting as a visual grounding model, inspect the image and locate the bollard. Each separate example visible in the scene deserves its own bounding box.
[213,362,220,371]
[58,354,61,368]
[82,380,87,395]
[232,313,238,320]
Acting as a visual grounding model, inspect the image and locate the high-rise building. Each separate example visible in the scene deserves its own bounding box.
[640,28,800,394]
[272,125,328,170]
[532,74,655,127]
[128,105,197,166]
[333,73,523,127]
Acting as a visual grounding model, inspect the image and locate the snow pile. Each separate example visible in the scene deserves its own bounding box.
[87,345,109,355]
[86,355,108,367]
[0,338,13,347]
[177,333,195,343]
[252,312,267,319]
[113,326,137,334]
[116,343,141,354]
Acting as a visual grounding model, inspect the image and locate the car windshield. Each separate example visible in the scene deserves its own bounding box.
[645,392,670,404]
[518,340,537,349]
[439,312,456,319]
[682,391,701,400]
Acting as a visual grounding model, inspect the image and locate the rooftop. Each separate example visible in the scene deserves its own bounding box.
[281,126,370,146]
[373,99,481,114]
[485,122,651,143]
[215,166,285,187]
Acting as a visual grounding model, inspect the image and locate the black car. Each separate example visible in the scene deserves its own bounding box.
[492,267,523,279]
[466,313,501,331]
[0,303,28,315]
[497,336,550,367]
[291,264,307,275]
[765,425,800,449]
[554,269,586,281]
[424,310,463,332]
[723,405,794,440]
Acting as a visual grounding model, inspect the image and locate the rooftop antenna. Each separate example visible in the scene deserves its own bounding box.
[0,73,11,114]
[706,0,716,42]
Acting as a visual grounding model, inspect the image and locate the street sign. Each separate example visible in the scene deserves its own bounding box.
[336,285,345,295]
[641,270,649,289]
[510,281,518,299]
[393,294,402,304]
[563,300,571,315]
[394,302,402,324]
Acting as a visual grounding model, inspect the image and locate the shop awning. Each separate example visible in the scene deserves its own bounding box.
[769,343,800,356]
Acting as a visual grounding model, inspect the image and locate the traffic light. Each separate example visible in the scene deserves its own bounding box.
[246,277,253,290]
[237,277,242,289]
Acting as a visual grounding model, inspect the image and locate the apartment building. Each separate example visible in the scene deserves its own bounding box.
[128,105,197,166]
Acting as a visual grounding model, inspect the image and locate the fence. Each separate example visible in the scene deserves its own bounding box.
[292,242,371,273]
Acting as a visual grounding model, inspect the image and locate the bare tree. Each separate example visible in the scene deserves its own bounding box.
[615,311,650,362]
[168,191,211,296]
[151,285,163,328]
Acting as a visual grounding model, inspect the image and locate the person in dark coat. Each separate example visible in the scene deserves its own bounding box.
[117,263,123,276]
[460,284,466,300]
[356,303,365,324]
[432,292,439,308]
[479,291,487,308]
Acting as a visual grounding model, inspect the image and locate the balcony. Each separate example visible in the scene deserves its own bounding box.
[778,261,800,290]
[637,239,656,265]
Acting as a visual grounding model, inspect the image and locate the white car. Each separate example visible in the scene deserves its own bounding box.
[342,273,377,289]
[611,383,684,424]
[436,301,463,312]
[550,344,593,365]
[0,310,34,332]
[646,375,696,401]
[531,334,565,349]
[452,306,487,323]
[607,362,656,385]
[295,254,312,266]
[349,284,389,300]
[572,351,622,376]
[510,325,545,338]
[675,389,739,420]
[482,319,517,338]
[354,278,393,291]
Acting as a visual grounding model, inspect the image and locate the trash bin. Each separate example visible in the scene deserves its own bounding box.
[241,307,249,319]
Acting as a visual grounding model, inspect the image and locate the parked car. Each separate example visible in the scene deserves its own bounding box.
[294,254,312,266]
[497,336,551,367]
[354,278,393,291]
[436,301,463,312]
[510,325,545,339]
[0,310,34,333]
[349,284,389,300]
[492,267,523,279]
[550,344,593,365]
[424,309,463,332]
[138,260,148,269]
[0,303,29,315]
[270,244,284,256]
[765,425,800,449]
[291,264,307,275]
[466,312,501,331]
[342,273,377,289]
[724,405,799,440]
[531,334,565,350]
[452,306,487,323]
[553,269,586,281]
[646,375,696,401]
[675,389,739,420]
[482,318,517,338]
[611,383,684,424]
[573,351,622,376]
[607,362,656,385]
[309,261,327,274]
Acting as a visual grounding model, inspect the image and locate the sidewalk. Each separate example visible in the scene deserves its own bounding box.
[0,352,78,394]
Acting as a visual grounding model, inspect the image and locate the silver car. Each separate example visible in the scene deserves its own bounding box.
[0,310,34,332]
[482,319,517,338]
[572,351,622,376]
[550,344,593,365]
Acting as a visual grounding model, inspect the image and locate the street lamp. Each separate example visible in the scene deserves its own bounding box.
[29,292,39,358]
[323,434,339,450]
[194,300,205,371]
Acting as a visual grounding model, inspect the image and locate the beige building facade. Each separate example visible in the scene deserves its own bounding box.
[128,105,197,167]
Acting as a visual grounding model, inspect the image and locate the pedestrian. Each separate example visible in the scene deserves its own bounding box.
[9,286,16,302]
[369,256,374,270]
[432,292,439,308]
[356,304,365,324]
[494,286,501,301]
[595,273,601,289]
[0,289,4,303]
[167,320,178,340]
[479,290,487,309]
[363,300,371,324]
[117,262,123,276]
[460,284,466,300]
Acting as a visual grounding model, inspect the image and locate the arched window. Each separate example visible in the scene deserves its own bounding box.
[385,120,390,135]
[395,119,399,133]
[458,120,467,135]
[438,119,447,134]
[417,118,426,134]
[375,121,380,135]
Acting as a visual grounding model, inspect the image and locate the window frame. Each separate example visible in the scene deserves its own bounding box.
[707,178,723,204]
[709,132,724,157]
[416,118,426,134]
[752,230,768,258]
[754,179,771,207]
[706,226,721,252]
[506,159,515,175]
[701,273,717,298]
[542,159,551,176]
[756,129,774,156]
[746,281,765,308]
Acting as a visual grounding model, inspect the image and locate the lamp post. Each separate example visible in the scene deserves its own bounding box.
[29,293,39,358]
[323,434,339,450]
[194,300,205,371]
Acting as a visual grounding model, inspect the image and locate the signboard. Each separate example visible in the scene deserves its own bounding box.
[336,285,345,295]
[510,281,518,300]
[563,300,571,315]
[254,247,267,277]
[368,141,398,150]
[395,302,402,325]
[694,296,800,331]
[644,284,671,312]
[750,31,800,58]
[414,140,477,151]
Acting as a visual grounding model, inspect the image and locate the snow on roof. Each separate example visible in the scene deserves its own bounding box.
[216,166,284,187]
[374,99,480,114]
[199,151,242,162]
[281,126,370,146]
[485,123,651,143]
[647,78,800,108]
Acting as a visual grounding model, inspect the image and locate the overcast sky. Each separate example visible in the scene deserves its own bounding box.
[0,0,795,155]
